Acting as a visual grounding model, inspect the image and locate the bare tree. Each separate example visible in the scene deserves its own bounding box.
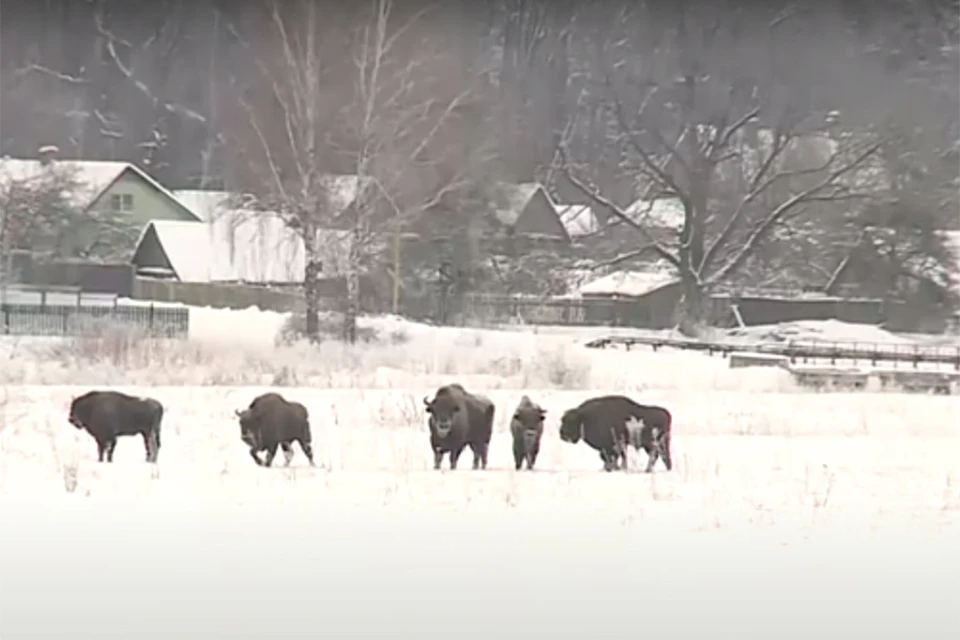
[224,0,487,342]
[557,3,886,333]
[0,162,139,272]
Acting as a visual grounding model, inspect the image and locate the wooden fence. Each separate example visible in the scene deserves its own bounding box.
[584,334,960,369]
[0,302,190,338]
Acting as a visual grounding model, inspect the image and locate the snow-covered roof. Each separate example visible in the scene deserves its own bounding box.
[0,157,197,219]
[578,266,680,298]
[557,204,600,238]
[172,175,370,223]
[137,211,352,284]
[492,182,549,227]
[623,197,684,230]
[172,189,231,222]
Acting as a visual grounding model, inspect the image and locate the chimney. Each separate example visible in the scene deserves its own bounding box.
[38,145,59,167]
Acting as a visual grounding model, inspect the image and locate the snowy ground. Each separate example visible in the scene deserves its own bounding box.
[1,308,958,636]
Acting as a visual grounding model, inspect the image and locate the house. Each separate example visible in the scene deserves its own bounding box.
[0,149,201,226]
[557,204,600,239]
[173,174,372,226]
[131,211,352,285]
[575,265,683,329]
[133,178,369,285]
[490,182,570,241]
[171,188,232,222]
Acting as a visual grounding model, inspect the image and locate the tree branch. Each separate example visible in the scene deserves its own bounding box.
[708,141,883,285]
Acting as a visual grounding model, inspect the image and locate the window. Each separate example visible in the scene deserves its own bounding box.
[110,193,134,212]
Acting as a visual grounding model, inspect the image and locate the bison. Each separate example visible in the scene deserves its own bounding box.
[510,396,546,471]
[558,395,673,472]
[423,384,495,470]
[235,392,315,468]
[68,390,163,463]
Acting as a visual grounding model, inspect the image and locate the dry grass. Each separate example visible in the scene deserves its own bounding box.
[0,318,601,390]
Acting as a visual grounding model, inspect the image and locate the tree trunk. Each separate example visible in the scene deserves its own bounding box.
[342,226,362,344]
[302,227,322,343]
[677,275,705,335]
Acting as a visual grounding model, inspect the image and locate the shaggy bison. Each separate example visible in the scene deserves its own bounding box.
[423,384,495,470]
[510,396,546,470]
[68,390,163,463]
[235,392,315,467]
[559,395,673,472]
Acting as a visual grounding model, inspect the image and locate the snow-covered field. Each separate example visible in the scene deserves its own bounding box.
[1,307,958,637]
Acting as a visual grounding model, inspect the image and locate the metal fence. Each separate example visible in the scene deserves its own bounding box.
[0,302,190,338]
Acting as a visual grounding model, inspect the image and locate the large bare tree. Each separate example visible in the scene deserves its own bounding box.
[224,0,488,342]
[557,3,887,333]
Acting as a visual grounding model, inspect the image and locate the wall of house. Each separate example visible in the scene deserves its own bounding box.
[129,227,173,275]
[513,190,568,239]
[90,170,199,226]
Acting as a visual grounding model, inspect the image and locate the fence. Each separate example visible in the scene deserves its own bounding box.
[412,294,670,328]
[132,277,306,313]
[584,334,960,369]
[0,302,190,338]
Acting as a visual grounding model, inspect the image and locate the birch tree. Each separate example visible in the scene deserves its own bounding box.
[225,0,486,342]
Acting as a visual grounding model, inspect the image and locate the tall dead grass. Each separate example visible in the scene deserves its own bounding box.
[0,319,596,389]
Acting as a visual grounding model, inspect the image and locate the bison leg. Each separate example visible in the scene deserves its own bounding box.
[96,439,109,462]
[526,446,539,471]
[105,438,118,463]
[281,443,295,467]
[599,450,619,472]
[449,446,465,470]
[142,431,160,463]
[512,443,525,471]
[643,446,660,473]
[470,443,488,470]
[297,439,316,466]
[432,448,444,470]
[248,448,264,466]
[262,444,280,468]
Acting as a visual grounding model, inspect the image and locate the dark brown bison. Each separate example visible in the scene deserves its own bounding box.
[235,392,315,467]
[510,396,546,471]
[68,390,163,463]
[559,395,673,472]
[423,384,495,470]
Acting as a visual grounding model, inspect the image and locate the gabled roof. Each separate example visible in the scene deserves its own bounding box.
[491,182,548,227]
[172,175,371,223]
[0,157,200,221]
[135,211,352,284]
[171,189,231,222]
[578,265,680,298]
[557,204,600,238]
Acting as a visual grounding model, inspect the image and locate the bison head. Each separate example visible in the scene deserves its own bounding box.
[423,393,460,439]
[558,408,583,444]
[67,398,87,431]
[235,408,259,449]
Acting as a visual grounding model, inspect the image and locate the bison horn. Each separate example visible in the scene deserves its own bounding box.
[234,409,243,417]
[423,396,431,407]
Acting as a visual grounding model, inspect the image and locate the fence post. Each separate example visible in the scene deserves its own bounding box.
[1,303,7,335]
[149,303,155,332]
